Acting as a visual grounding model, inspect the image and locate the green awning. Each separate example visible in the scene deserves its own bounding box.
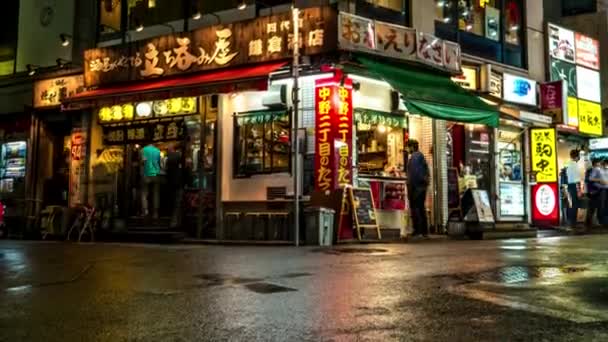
[236,109,288,125]
[354,108,407,128]
[355,57,499,127]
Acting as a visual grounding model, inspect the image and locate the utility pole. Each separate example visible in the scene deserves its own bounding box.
[292,6,300,246]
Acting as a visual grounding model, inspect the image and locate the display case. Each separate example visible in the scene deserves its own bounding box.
[358,175,408,230]
[0,141,26,194]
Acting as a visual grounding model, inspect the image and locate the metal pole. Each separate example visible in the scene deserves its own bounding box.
[292,6,300,246]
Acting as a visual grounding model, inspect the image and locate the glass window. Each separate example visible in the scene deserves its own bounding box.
[366,0,405,12]
[234,112,291,177]
[0,0,18,76]
[434,0,525,69]
[356,121,406,176]
[99,0,123,34]
[497,127,524,217]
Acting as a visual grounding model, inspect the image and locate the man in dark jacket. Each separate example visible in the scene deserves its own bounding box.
[406,140,430,237]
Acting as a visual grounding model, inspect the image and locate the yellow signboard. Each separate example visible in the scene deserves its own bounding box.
[578,100,603,136]
[531,128,557,183]
[566,97,578,127]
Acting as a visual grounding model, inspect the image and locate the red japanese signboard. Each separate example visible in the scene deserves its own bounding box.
[575,33,600,70]
[532,183,559,227]
[314,76,353,192]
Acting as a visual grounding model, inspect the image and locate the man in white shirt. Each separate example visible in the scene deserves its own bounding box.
[565,150,582,226]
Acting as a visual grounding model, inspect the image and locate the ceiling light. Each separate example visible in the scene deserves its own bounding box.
[192,11,202,20]
[135,19,144,32]
[238,1,247,10]
[60,33,72,47]
[26,64,39,76]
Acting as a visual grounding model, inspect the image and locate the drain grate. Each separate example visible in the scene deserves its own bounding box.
[244,282,297,294]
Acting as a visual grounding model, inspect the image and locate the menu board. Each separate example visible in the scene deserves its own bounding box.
[348,187,381,240]
[499,182,525,217]
[473,190,495,223]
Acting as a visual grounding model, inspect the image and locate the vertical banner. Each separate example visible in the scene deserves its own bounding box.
[530,128,558,183]
[69,128,87,207]
[314,76,354,191]
[540,80,567,124]
[532,183,559,227]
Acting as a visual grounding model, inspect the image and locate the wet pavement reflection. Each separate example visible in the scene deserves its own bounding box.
[1,236,608,341]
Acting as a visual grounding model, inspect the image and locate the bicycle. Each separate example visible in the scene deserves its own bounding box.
[66,205,98,242]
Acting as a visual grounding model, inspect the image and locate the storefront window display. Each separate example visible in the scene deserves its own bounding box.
[497,127,525,217]
[234,110,291,177]
[434,0,525,68]
[448,123,492,195]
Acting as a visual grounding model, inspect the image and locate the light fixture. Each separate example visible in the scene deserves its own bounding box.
[238,1,247,10]
[192,11,202,20]
[510,25,519,32]
[134,19,144,32]
[443,17,451,23]
[466,24,473,31]
[56,58,71,68]
[26,64,39,76]
[436,1,445,7]
[59,33,72,47]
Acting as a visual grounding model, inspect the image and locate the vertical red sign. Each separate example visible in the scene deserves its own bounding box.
[532,183,559,227]
[314,76,353,191]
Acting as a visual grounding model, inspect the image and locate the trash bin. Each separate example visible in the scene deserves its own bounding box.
[304,207,335,246]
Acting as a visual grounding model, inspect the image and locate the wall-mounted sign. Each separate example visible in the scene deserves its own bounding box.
[99,97,198,123]
[451,66,478,90]
[103,119,185,145]
[530,128,558,183]
[576,65,601,103]
[338,12,461,73]
[69,129,87,207]
[33,75,85,108]
[578,99,603,136]
[566,97,579,127]
[500,182,524,217]
[548,23,575,64]
[575,33,599,70]
[519,111,552,125]
[590,137,608,150]
[84,7,336,87]
[550,59,577,97]
[314,75,353,191]
[503,73,537,106]
[540,80,567,123]
[532,183,559,226]
[484,6,500,42]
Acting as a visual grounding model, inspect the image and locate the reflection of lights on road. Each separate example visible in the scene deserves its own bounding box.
[500,245,526,250]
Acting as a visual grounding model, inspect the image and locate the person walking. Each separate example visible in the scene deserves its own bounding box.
[586,158,602,228]
[565,149,582,227]
[141,143,161,218]
[406,140,430,237]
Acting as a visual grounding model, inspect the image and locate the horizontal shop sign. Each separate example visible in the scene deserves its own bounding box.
[338,12,461,73]
[102,118,186,145]
[589,137,608,150]
[98,97,199,123]
[84,7,337,87]
[503,73,537,106]
[34,74,85,108]
[519,111,552,125]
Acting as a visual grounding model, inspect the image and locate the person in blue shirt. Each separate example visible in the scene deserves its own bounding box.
[141,143,161,218]
[406,140,430,237]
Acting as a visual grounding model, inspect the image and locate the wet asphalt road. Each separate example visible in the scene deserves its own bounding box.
[1,236,608,341]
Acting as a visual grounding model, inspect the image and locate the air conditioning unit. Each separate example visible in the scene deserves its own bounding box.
[262,84,287,109]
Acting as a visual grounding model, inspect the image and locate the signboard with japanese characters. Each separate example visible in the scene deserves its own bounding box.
[540,80,567,123]
[451,66,478,90]
[84,7,337,87]
[575,33,599,70]
[314,75,353,192]
[578,100,602,136]
[532,182,559,227]
[34,75,85,108]
[530,128,558,183]
[337,12,461,73]
[102,119,185,145]
[548,24,575,64]
[69,129,87,207]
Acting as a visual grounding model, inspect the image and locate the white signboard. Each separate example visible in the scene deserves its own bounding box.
[338,12,377,53]
[519,111,552,125]
[443,40,461,72]
[535,184,556,217]
[473,190,495,223]
[576,65,601,103]
[548,23,576,64]
[417,32,444,68]
[503,73,537,106]
[374,21,416,61]
[500,182,525,217]
[589,138,608,150]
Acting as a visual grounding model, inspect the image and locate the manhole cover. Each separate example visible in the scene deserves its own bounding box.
[244,282,297,294]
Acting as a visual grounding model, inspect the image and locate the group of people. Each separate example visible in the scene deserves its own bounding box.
[563,149,608,228]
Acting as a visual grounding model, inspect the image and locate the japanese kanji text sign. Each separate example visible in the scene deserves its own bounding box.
[540,80,567,124]
[84,7,336,87]
[530,128,558,183]
[578,100,603,136]
[314,76,353,191]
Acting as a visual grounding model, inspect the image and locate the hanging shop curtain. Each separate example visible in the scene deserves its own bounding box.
[356,56,499,127]
[354,108,407,128]
[236,109,289,125]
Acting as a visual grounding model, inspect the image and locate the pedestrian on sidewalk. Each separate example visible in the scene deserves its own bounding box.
[141,143,161,219]
[599,159,608,225]
[565,149,582,227]
[586,158,602,228]
[406,139,429,238]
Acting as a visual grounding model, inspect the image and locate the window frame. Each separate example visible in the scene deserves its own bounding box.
[356,0,411,26]
[233,110,292,178]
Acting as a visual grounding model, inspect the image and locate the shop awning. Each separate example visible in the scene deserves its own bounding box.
[63,61,288,109]
[236,109,289,125]
[354,57,500,127]
[354,108,407,128]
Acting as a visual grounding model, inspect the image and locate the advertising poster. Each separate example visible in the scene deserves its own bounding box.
[69,128,87,207]
[500,182,525,217]
[548,24,575,63]
[503,73,537,106]
[578,100,603,136]
[530,128,558,183]
[575,33,600,70]
[576,66,601,103]
[485,6,500,41]
[540,80,567,123]
[532,183,559,226]
[550,59,577,97]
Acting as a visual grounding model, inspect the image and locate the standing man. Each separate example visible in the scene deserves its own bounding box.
[406,140,430,237]
[586,158,602,228]
[565,149,582,227]
[141,143,161,219]
[166,143,183,228]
